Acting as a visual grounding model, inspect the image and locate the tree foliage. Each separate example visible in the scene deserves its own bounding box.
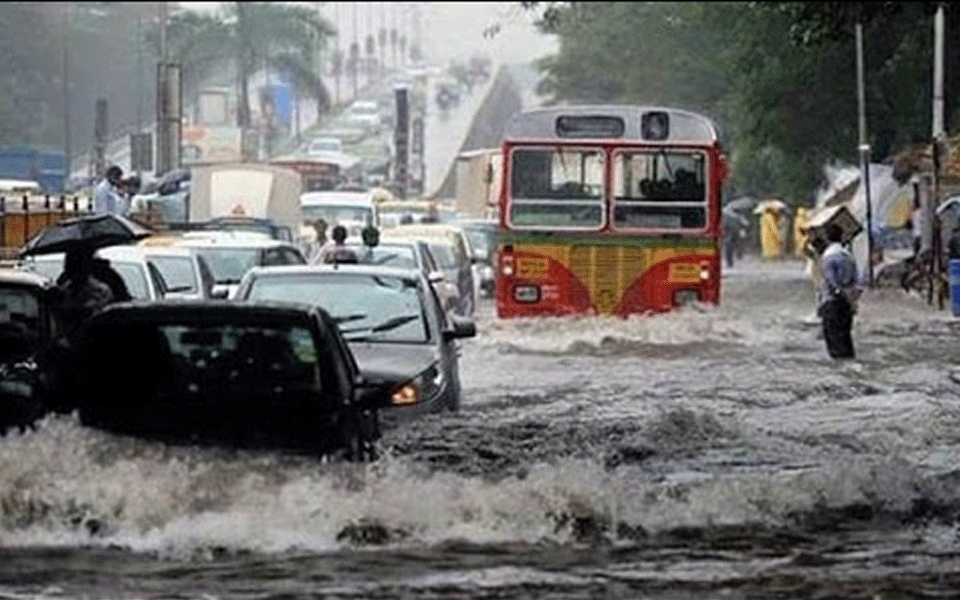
[154,2,336,128]
[524,1,959,204]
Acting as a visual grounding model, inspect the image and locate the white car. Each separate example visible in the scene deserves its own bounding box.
[300,190,379,244]
[165,230,308,299]
[18,246,169,301]
[134,244,217,300]
[305,136,344,156]
[344,100,382,131]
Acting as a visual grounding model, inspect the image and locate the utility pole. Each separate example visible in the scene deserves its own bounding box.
[932,2,946,305]
[61,2,71,185]
[856,22,874,287]
[157,0,169,175]
[136,15,144,179]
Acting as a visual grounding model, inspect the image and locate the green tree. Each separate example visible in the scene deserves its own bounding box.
[153,2,336,128]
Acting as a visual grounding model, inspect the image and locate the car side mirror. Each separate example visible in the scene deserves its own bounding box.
[211,288,229,300]
[443,315,476,341]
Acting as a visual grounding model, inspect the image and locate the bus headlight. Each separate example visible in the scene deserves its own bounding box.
[513,284,540,303]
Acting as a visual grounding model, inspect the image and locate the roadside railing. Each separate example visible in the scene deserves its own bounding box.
[0,194,92,264]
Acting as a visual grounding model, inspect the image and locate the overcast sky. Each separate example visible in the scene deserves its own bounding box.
[177,2,558,67]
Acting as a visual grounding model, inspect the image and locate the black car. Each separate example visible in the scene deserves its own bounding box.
[0,269,64,433]
[234,264,477,414]
[46,301,414,460]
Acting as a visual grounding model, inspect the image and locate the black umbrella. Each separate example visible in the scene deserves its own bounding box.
[20,213,155,257]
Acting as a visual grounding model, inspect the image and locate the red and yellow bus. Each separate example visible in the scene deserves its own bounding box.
[495,105,728,318]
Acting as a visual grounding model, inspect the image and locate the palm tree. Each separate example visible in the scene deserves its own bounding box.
[152,2,335,129]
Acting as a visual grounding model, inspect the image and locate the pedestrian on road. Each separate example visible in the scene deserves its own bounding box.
[817,223,861,360]
[92,166,127,216]
[319,225,358,264]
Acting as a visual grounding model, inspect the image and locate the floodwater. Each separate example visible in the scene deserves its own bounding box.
[3,256,960,599]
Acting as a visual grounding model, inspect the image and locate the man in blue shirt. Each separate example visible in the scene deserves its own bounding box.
[92,166,127,216]
[818,223,861,359]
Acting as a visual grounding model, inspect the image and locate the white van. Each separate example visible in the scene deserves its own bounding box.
[299,190,380,243]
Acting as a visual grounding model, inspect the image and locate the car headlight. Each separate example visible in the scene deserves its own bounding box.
[391,363,444,406]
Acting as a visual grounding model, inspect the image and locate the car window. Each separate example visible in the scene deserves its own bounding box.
[262,246,306,266]
[112,262,151,300]
[149,256,198,293]
[23,256,64,280]
[196,248,260,284]
[428,242,458,269]
[244,273,429,343]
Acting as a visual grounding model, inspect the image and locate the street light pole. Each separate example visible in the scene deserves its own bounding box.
[62,2,71,185]
[157,0,169,175]
[856,21,874,287]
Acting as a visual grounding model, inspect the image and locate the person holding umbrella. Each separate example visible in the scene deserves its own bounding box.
[56,246,114,336]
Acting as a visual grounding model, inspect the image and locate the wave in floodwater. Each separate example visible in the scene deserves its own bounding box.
[4,407,960,559]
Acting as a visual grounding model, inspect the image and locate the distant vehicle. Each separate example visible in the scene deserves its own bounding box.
[344,100,382,131]
[457,218,497,299]
[46,300,414,460]
[306,137,344,156]
[188,162,302,241]
[166,231,307,298]
[380,223,479,317]
[234,264,477,414]
[0,269,62,434]
[300,190,381,242]
[272,153,363,193]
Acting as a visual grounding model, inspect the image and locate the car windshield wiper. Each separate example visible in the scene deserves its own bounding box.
[341,314,419,338]
[333,313,367,325]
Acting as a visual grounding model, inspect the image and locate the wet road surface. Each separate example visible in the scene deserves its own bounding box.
[2,256,960,599]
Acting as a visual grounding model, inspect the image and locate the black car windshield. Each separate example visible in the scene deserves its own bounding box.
[245,273,429,343]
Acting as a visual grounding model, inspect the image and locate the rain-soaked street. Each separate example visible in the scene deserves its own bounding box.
[3,256,960,599]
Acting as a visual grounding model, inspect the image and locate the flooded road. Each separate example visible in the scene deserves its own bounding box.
[3,256,960,599]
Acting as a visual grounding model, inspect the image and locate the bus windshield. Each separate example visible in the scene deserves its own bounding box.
[508,147,604,229]
[612,150,707,230]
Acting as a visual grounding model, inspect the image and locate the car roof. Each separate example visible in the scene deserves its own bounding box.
[168,232,298,249]
[91,299,332,325]
[0,267,55,288]
[300,191,374,206]
[244,263,424,282]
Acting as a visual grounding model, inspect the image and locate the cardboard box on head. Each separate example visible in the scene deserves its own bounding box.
[805,205,862,255]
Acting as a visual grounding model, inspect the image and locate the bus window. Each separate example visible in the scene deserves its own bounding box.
[612,150,707,230]
[508,147,604,229]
